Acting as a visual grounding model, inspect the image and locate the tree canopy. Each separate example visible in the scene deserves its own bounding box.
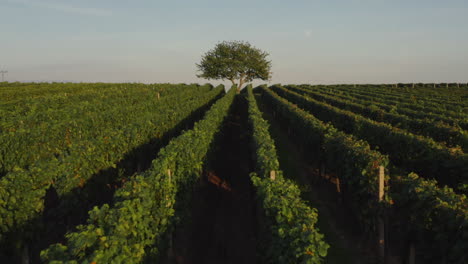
[196,41,272,92]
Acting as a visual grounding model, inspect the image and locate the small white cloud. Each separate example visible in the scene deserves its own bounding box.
[304,30,312,38]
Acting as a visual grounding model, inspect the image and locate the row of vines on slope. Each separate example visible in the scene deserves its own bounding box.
[286,85,468,152]
[303,84,466,113]
[301,84,468,129]
[246,85,329,263]
[0,84,224,255]
[260,86,390,229]
[259,86,468,263]
[271,85,468,191]
[1,83,209,173]
[41,86,237,263]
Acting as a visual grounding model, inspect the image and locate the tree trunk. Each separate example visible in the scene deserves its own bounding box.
[237,79,244,94]
[229,79,240,93]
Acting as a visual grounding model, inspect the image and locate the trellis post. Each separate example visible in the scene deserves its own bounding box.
[378,166,385,263]
[270,170,276,181]
[167,169,172,182]
[408,243,415,264]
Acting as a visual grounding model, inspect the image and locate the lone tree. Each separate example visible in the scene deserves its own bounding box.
[196,41,272,93]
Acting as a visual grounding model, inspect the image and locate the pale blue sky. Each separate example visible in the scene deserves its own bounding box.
[1,0,467,84]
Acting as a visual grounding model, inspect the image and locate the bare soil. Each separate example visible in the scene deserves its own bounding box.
[169,95,257,264]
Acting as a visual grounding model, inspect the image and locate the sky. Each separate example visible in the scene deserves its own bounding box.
[1,0,468,84]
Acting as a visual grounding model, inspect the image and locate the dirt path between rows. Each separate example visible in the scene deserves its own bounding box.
[170,95,257,264]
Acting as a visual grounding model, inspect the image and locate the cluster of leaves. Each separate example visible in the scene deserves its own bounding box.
[271,85,468,191]
[0,84,223,244]
[287,85,468,152]
[260,86,390,228]
[300,84,467,129]
[391,173,468,264]
[252,175,329,264]
[41,86,237,263]
[196,40,271,91]
[246,85,329,263]
[246,85,280,177]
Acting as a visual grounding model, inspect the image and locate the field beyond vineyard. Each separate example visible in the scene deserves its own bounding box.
[0,82,467,264]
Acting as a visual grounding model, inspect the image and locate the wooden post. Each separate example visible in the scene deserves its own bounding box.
[169,233,173,253]
[408,243,415,264]
[379,166,384,201]
[335,178,341,193]
[378,166,385,263]
[21,244,29,264]
[167,230,174,259]
[167,169,172,182]
[157,92,160,99]
[270,170,276,181]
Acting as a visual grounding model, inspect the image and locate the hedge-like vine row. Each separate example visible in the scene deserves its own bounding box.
[271,85,468,190]
[259,85,390,229]
[262,86,468,263]
[390,173,468,263]
[1,83,210,174]
[285,85,468,152]
[246,85,329,263]
[0,85,223,245]
[41,86,237,263]
[301,85,468,130]
[302,84,468,129]
[303,84,466,114]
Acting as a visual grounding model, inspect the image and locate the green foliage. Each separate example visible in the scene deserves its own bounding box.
[41,86,237,263]
[246,85,328,263]
[271,85,468,191]
[296,84,467,130]
[260,85,390,229]
[392,173,468,264]
[0,83,213,175]
[196,41,271,91]
[261,84,468,263]
[252,174,329,264]
[2,81,466,263]
[0,84,223,244]
[246,85,280,177]
[337,84,466,116]
[286,85,468,152]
